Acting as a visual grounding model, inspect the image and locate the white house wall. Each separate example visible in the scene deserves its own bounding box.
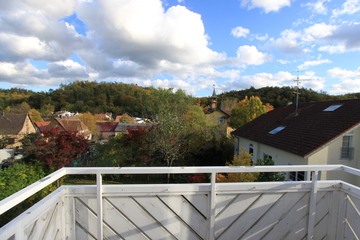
[235,136,305,165]
[308,126,360,186]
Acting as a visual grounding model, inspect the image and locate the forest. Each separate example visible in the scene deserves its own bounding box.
[1,81,359,117]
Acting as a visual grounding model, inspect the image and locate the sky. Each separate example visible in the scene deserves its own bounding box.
[0,0,360,97]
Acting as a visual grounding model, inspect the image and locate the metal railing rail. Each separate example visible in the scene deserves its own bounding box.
[1,165,359,240]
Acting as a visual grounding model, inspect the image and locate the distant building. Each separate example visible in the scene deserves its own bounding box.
[96,122,118,140]
[205,88,234,138]
[95,113,112,121]
[45,117,92,140]
[0,113,37,148]
[34,121,51,132]
[232,98,360,186]
[115,123,153,135]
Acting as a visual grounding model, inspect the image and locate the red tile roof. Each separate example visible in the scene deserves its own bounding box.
[231,98,360,157]
[96,122,118,132]
[35,121,51,131]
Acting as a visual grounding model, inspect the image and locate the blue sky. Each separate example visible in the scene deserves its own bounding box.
[0,0,360,97]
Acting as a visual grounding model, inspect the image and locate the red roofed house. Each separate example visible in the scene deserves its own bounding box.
[34,121,51,132]
[45,117,92,140]
[96,122,118,140]
[232,98,360,186]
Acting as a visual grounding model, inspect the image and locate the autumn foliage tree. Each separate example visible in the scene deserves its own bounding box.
[217,147,258,183]
[32,128,90,170]
[230,96,266,129]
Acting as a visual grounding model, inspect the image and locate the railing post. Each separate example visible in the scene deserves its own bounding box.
[208,170,216,240]
[307,171,318,240]
[96,173,103,240]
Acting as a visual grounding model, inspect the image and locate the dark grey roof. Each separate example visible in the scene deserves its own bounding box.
[115,123,153,132]
[0,113,29,135]
[232,98,360,157]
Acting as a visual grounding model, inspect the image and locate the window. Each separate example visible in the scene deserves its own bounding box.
[323,104,343,112]
[269,126,286,134]
[249,144,254,156]
[218,117,226,124]
[289,171,305,181]
[341,135,354,160]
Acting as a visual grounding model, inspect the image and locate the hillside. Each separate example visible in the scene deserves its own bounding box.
[0,82,359,115]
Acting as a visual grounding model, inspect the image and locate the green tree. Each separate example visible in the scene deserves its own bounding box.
[230,96,266,129]
[0,134,12,149]
[255,155,285,182]
[40,103,55,116]
[0,162,56,227]
[119,114,135,123]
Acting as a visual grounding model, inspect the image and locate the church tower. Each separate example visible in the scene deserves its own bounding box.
[210,85,217,110]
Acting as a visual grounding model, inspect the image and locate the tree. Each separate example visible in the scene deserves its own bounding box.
[77,112,99,139]
[31,128,90,170]
[40,103,55,116]
[0,134,12,149]
[119,114,135,123]
[96,125,153,167]
[219,97,238,110]
[255,155,285,182]
[217,147,258,183]
[29,109,43,122]
[230,96,266,129]
[147,89,195,167]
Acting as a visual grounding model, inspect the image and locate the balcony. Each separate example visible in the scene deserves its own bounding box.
[0,165,359,240]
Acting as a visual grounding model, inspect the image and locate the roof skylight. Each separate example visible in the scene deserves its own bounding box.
[269,126,286,134]
[323,104,343,112]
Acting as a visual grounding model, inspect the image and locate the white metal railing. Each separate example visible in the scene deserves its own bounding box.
[1,165,360,240]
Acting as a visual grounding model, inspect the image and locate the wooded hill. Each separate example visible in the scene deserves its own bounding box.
[0,81,359,115]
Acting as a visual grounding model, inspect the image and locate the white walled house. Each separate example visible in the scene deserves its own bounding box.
[232,98,360,186]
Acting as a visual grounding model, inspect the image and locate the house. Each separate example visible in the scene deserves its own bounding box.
[206,88,234,137]
[95,113,112,121]
[34,121,51,132]
[0,113,37,149]
[96,122,118,140]
[115,123,153,135]
[231,98,360,185]
[53,110,77,118]
[45,117,92,140]
[114,113,135,123]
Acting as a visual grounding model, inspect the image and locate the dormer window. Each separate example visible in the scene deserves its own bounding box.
[269,126,286,134]
[323,104,343,112]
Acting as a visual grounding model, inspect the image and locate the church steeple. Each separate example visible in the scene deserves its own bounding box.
[210,84,217,110]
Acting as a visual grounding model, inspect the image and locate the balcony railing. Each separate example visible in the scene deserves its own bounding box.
[0,165,360,240]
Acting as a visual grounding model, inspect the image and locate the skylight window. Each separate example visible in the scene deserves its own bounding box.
[269,126,286,134]
[323,104,343,112]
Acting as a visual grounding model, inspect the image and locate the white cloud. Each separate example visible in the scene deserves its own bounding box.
[332,0,360,17]
[266,29,303,55]
[77,0,223,67]
[253,33,268,41]
[303,0,330,15]
[327,67,360,78]
[318,45,346,53]
[236,45,272,65]
[303,23,336,40]
[328,79,360,94]
[297,59,332,70]
[231,26,250,38]
[240,0,291,13]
